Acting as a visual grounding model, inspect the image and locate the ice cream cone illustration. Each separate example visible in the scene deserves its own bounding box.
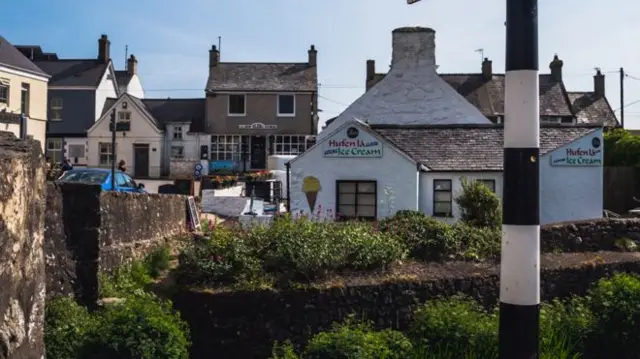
[301,176,322,212]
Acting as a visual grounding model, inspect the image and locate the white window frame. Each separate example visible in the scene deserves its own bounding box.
[171,145,184,159]
[210,135,243,161]
[51,98,63,121]
[273,135,308,156]
[46,138,63,163]
[118,111,131,122]
[99,142,114,166]
[173,126,183,140]
[228,94,246,116]
[0,78,9,105]
[277,94,296,117]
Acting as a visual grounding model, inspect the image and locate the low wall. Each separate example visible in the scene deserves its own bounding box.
[45,183,188,308]
[541,218,640,252]
[0,132,46,358]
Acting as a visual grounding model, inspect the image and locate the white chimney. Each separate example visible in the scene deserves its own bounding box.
[391,27,436,69]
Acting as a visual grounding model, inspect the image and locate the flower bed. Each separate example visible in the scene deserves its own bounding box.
[245,170,273,182]
[207,174,239,190]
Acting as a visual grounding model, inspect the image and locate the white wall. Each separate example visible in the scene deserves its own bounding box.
[125,75,145,99]
[420,172,504,222]
[540,129,603,224]
[164,124,209,175]
[290,124,418,219]
[94,67,118,121]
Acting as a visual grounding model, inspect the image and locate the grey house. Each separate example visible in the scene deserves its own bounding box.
[204,45,319,170]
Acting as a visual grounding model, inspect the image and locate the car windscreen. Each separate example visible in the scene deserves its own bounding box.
[58,170,109,184]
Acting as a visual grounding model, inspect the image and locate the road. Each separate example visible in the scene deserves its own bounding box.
[134,179,173,194]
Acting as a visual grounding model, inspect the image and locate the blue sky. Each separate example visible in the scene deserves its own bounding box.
[3,0,640,128]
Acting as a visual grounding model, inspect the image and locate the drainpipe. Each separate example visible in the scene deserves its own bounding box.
[19,113,27,139]
[285,162,291,212]
[416,162,422,212]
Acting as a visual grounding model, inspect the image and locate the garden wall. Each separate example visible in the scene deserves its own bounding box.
[174,218,640,359]
[0,132,46,359]
[45,183,188,308]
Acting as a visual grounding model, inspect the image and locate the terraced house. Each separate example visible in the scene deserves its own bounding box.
[204,44,319,171]
[17,35,145,166]
[0,36,50,151]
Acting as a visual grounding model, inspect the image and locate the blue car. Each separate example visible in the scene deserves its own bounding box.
[56,168,147,193]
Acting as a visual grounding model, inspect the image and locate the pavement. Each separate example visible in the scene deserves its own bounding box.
[134,179,173,193]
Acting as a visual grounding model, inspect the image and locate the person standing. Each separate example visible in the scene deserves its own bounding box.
[61,158,73,172]
[117,160,127,173]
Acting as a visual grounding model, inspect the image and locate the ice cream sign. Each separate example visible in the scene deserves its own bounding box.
[301,176,321,212]
[322,126,383,158]
[550,136,603,166]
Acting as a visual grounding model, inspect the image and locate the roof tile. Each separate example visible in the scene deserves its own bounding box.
[206,63,317,92]
[0,36,48,77]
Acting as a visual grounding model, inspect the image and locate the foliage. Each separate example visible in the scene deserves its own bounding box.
[540,297,594,355]
[604,128,640,166]
[245,170,274,182]
[144,245,172,278]
[455,178,502,228]
[78,296,191,359]
[270,341,301,359]
[44,297,95,359]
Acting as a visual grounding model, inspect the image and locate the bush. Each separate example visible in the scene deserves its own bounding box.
[303,319,413,359]
[78,296,191,359]
[45,297,95,359]
[100,260,154,298]
[455,178,502,228]
[144,245,172,278]
[408,295,498,358]
[540,297,594,355]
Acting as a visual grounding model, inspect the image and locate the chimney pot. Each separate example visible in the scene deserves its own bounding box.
[308,45,317,67]
[391,26,436,69]
[550,54,563,82]
[98,34,110,64]
[209,45,220,68]
[127,55,138,76]
[482,57,492,80]
[594,69,605,97]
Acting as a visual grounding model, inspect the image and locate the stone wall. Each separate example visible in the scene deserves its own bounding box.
[170,159,200,179]
[541,218,640,252]
[45,183,187,308]
[0,132,46,359]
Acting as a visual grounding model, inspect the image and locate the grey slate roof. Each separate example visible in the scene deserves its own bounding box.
[372,124,600,171]
[102,96,206,133]
[114,70,133,87]
[567,92,618,127]
[33,60,109,87]
[0,37,48,77]
[206,63,317,92]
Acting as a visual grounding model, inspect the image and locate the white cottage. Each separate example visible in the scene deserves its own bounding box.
[288,119,603,225]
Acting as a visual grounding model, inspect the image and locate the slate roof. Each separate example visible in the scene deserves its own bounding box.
[0,37,48,77]
[114,70,133,87]
[32,60,109,87]
[101,96,206,133]
[205,63,317,92]
[567,92,618,127]
[372,124,600,171]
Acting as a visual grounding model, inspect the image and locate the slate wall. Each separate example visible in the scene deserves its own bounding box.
[45,183,187,308]
[0,132,46,359]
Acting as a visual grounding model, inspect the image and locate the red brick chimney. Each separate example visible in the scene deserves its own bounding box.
[98,34,110,64]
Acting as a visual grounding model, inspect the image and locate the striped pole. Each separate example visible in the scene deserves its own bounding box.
[500,0,540,357]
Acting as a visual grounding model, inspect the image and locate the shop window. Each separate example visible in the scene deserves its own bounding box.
[68,144,85,160]
[336,180,377,220]
[476,179,496,192]
[274,135,308,155]
[433,179,452,217]
[211,135,245,161]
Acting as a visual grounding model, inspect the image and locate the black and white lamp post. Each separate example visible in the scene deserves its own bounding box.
[407,0,541,358]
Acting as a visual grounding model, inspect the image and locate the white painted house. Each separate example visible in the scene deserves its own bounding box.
[115,55,145,99]
[289,119,603,225]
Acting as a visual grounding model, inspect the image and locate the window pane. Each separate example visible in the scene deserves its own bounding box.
[357,205,376,218]
[357,182,376,193]
[338,205,356,217]
[357,193,376,205]
[434,202,452,215]
[338,182,356,193]
[278,95,294,114]
[434,191,451,202]
[434,180,451,191]
[338,193,356,205]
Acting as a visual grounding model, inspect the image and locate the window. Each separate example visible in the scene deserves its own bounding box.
[118,111,131,122]
[277,94,295,116]
[336,180,377,220]
[210,135,244,161]
[68,144,85,159]
[171,146,184,159]
[21,83,30,115]
[115,173,127,186]
[0,78,9,105]
[173,126,183,140]
[51,98,63,121]
[46,138,63,164]
[273,135,308,155]
[476,179,496,192]
[433,179,452,217]
[99,143,114,166]
[228,94,246,116]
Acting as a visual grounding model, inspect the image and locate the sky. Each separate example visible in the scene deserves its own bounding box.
[3,0,640,129]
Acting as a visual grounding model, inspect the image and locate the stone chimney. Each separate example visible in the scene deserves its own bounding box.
[594,69,605,97]
[550,54,563,82]
[98,34,110,64]
[308,45,317,67]
[209,45,220,68]
[391,27,436,70]
[367,60,375,81]
[127,55,138,76]
[482,58,492,80]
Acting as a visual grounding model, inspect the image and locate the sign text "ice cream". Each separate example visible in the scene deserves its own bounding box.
[323,139,383,158]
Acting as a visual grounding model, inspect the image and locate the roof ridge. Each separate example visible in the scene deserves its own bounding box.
[141,98,204,101]
[219,62,309,65]
[33,58,99,62]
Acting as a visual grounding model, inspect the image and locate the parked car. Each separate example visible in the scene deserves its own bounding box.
[56,168,147,193]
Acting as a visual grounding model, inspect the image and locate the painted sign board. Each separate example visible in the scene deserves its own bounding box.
[550,135,603,166]
[210,160,234,171]
[322,126,383,158]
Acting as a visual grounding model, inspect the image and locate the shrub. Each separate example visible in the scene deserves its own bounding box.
[304,319,413,359]
[455,178,502,228]
[100,260,154,298]
[448,223,500,260]
[408,295,498,358]
[45,297,95,359]
[270,341,301,359]
[540,297,594,355]
[585,273,640,357]
[78,296,191,359]
[144,245,172,278]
